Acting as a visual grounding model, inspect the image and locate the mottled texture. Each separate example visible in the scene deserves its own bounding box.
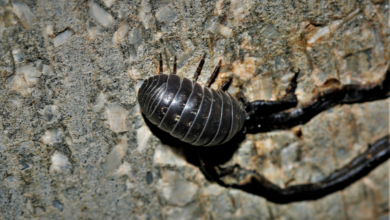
[0,0,388,220]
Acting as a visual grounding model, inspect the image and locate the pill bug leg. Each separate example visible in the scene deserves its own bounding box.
[219,77,232,91]
[236,91,254,118]
[173,56,177,75]
[159,53,163,74]
[198,135,390,204]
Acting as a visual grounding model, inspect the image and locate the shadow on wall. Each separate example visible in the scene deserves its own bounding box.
[142,114,246,174]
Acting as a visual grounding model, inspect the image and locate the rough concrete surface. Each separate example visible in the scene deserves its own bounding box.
[0,0,389,219]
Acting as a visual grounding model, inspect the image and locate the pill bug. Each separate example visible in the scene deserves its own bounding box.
[138,54,248,147]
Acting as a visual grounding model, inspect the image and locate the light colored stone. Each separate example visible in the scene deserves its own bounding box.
[156,171,198,206]
[202,184,224,196]
[86,23,104,40]
[53,30,72,47]
[230,0,252,26]
[101,135,128,172]
[307,9,360,49]
[105,103,129,132]
[156,5,176,22]
[138,0,153,29]
[50,151,71,173]
[92,92,107,112]
[42,128,63,145]
[153,144,186,167]
[12,49,24,63]
[40,105,59,122]
[9,96,22,108]
[45,24,54,36]
[6,65,42,97]
[89,2,114,27]
[103,0,115,8]
[112,22,129,45]
[12,1,35,28]
[137,126,151,152]
[127,66,141,80]
[115,161,132,176]
[164,203,202,220]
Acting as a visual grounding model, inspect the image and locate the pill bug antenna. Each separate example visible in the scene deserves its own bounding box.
[173,55,177,75]
[206,60,222,87]
[193,54,207,83]
[159,53,163,74]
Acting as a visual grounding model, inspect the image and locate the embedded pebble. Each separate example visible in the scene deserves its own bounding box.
[89,2,114,27]
[0,137,4,152]
[145,171,153,185]
[6,65,42,97]
[105,103,129,132]
[53,30,72,47]
[92,92,107,112]
[42,64,51,75]
[218,25,233,37]
[230,0,251,26]
[112,22,129,45]
[164,203,201,220]
[128,27,143,45]
[12,1,35,28]
[231,56,257,81]
[156,171,198,206]
[86,23,104,40]
[153,144,186,167]
[12,49,24,63]
[103,0,115,8]
[6,175,16,183]
[50,151,70,173]
[260,24,278,38]
[125,179,134,190]
[138,0,153,29]
[136,126,151,152]
[114,161,132,176]
[118,8,125,19]
[52,201,63,212]
[214,0,224,15]
[280,142,299,170]
[36,60,43,71]
[9,96,22,108]
[41,105,59,122]
[307,9,360,49]
[155,6,176,22]
[202,184,224,196]
[127,67,141,80]
[101,135,128,172]
[42,128,63,145]
[45,24,54,36]
[129,103,141,118]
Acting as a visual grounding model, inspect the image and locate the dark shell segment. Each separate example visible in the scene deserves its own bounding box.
[159,78,193,132]
[146,74,181,125]
[206,90,232,146]
[181,87,213,143]
[171,83,204,139]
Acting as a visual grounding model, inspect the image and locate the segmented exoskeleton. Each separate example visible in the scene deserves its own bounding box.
[138,55,247,146]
